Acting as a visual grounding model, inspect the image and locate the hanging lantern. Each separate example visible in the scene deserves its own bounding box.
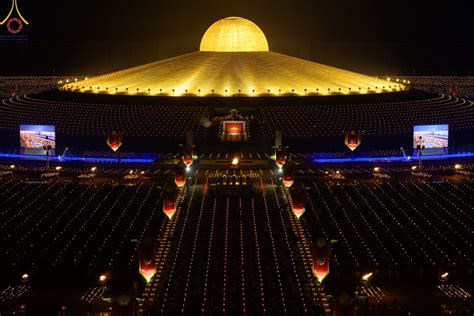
[106,131,123,152]
[162,186,179,219]
[138,238,157,283]
[275,145,286,169]
[312,238,331,283]
[344,130,361,151]
[290,185,305,218]
[174,164,186,188]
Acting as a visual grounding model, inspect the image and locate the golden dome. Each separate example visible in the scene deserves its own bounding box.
[200,17,269,52]
[68,17,404,97]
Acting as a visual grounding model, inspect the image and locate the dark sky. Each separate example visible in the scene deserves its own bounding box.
[1,0,472,75]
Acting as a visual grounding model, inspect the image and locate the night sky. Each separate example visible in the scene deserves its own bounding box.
[1,0,472,76]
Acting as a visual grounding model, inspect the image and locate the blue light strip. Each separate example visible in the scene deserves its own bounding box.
[1,152,473,165]
[312,152,474,164]
[0,153,156,164]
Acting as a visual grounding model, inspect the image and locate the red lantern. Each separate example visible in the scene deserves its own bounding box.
[312,238,330,283]
[182,145,194,166]
[138,238,157,283]
[290,185,305,218]
[163,186,179,219]
[282,163,294,188]
[344,130,361,151]
[174,164,186,188]
[106,131,123,152]
[275,145,286,169]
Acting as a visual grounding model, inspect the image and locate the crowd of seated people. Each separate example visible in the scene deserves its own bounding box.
[298,177,473,274]
[0,180,167,284]
[0,162,472,313]
[0,76,71,98]
[64,148,162,160]
[404,76,474,99]
[259,94,474,138]
[0,94,210,138]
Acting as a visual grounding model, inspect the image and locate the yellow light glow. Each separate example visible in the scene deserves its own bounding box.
[91,167,97,172]
[10,164,15,169]
[55,166,62,171]
[441,272,449,279]
[362,272,373,281]
[99,274,107,284]
[231,157,239,166]
[411,166,417,170]
[373,167,380,172]
[70,17,399,97]
[200,17,269,52]
[454,164,462,170]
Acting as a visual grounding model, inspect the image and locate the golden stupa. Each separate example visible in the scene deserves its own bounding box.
[66,17,402,96]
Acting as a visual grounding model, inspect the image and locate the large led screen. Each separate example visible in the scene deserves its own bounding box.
[20,125,56,155]
[413,124,448,155]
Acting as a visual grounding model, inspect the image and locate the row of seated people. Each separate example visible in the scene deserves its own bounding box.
[0,77,70,98]
[0,180,167,287]
[64,149,162,160]
[297,179,473,273]
[259,94,474,137]
[147,184,321,314]
[0,94,209,138]
[310,149,404,159]
[406,76,474,99]
[0,90,472,140]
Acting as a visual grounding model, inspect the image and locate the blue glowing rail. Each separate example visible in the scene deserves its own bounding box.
[312,152,474,164]
[0,153,156,164]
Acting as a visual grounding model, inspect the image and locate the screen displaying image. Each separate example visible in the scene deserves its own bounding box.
[20,125,56,155]
[413,124,448,155]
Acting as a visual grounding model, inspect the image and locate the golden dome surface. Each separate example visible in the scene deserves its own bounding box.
[67,17,403,97]
[200,17,269,52]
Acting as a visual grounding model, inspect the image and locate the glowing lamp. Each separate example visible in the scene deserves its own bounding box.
[55,166,62,171]
[275,158,285,169]
[163,202,176,219]
[183,146,194,167]
[312,239,330,283]
[292,205,305,219]
[139,266,157,283]
[183,155,193,167]
[282,176,294,188]
[99,274,108,284]
[362,272,373,282]
[175,175,186,188]
[106,131,123,152]
[373,167,380,172]
[21,273,29,282]
[454,164,462,170]
[138,239,157,283]
[231,157,239,166]
[313,262,329,283]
